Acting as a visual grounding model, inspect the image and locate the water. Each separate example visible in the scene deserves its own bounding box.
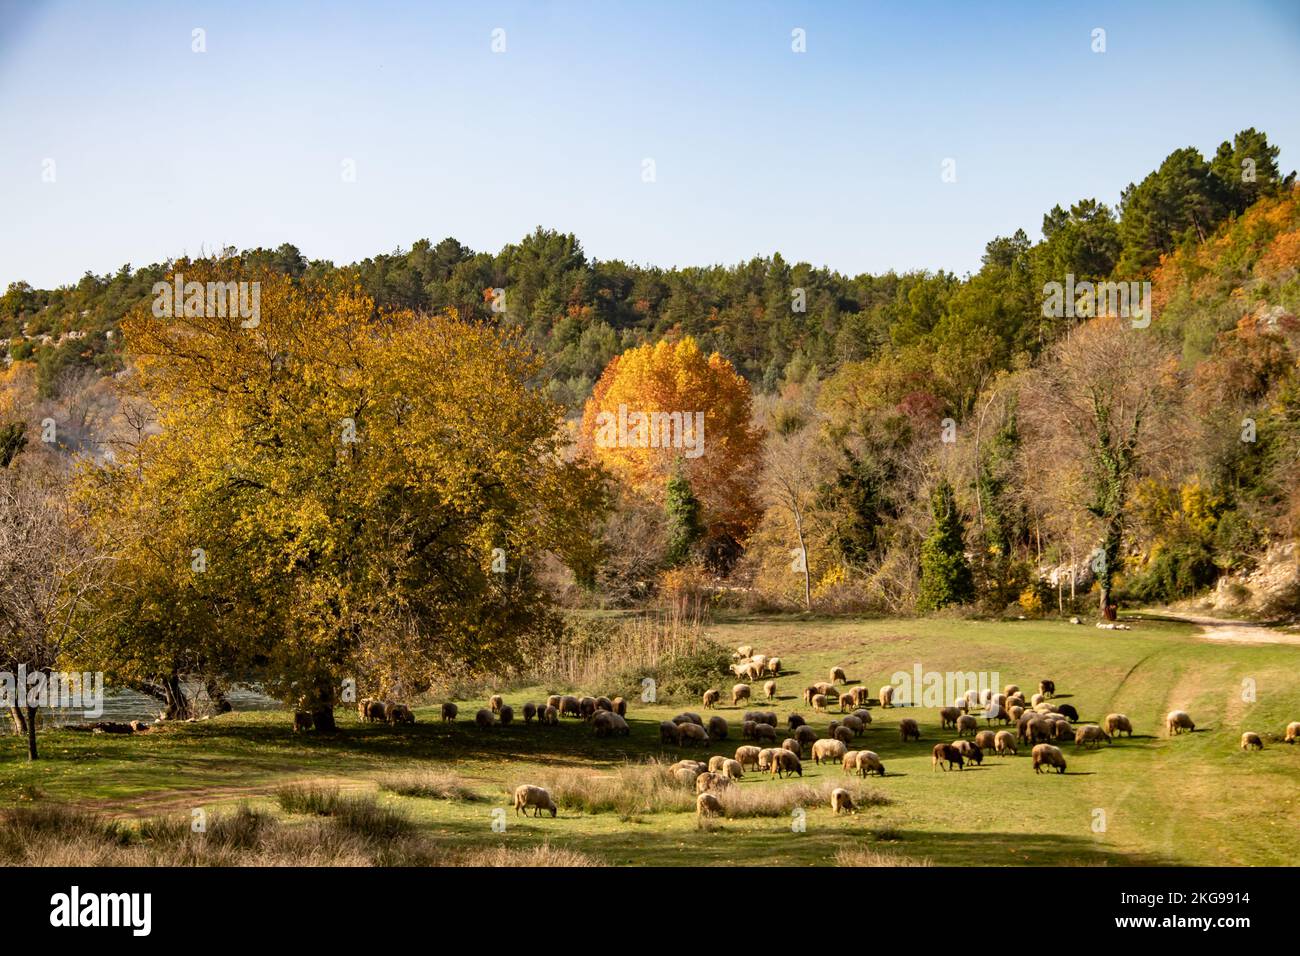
[6,682,283,731]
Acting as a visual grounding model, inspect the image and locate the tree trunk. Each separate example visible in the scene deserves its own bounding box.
[25,705,38,760]
[9,706,26,735]
[309,674,337,732]
[205,678,232,714]
[794,511,811,612]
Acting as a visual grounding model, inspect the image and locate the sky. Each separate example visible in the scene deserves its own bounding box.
[2,0,1299,290]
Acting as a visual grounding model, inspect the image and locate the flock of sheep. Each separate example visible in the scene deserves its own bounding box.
[362,643,1300,823]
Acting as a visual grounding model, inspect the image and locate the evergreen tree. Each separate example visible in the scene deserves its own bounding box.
[664,469,704,567]
[917,480,974,612]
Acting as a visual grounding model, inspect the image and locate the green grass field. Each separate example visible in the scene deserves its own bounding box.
[3,614,1298,866]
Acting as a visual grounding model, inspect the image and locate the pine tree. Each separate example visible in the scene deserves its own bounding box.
[917,480,974,612]
[664,469,704,567]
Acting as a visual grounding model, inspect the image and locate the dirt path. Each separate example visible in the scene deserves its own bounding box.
[1144,610,1300,646]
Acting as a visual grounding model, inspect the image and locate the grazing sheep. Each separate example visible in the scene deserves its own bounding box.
[722,758,744,781]
[1009,705,1025,722]
[1034,702,1058,715]
[735,645,754,660]
[292,711,313,733]
[592,711,629,737]
[595,696,613,713]
[1074,724,1109,748]
[498,705,514,726]
[787,714,806,731]
[794,725,819,747]
[772,749,803,778]
[879,685,895,708]
[752,654,768,668]
[814,682,837,698]
[764,680,777,700]
[613,697,627,716]
[1166,710,1195,735]
[746,662,765,681]
[782,738,802,758]
[1039,679,1055,699]
[757,710,777,727]
[440,702,458,722]
[475,708,494,729]
[1051,720,1074,742]
[673,767,701,787]
[830,666,848,684]
[812,694,829,713]
[357,698,373,721]
[964,689,981,710]
[742,721,758,740]
[707,716,729,740]
[1032,743,1067,774]
[1057,704,1079,721]
[673,712,704,726]
[984,706,1011,726]
[851,708,873,725]
[546,694,562,711]
[841,715,865,737]
[754,723,778,744]
[522,702,537,724]
[559,695,581,719]
[831,788,855,814]
[994,730,1017,756]
[696,792,724,818]
[757,748,777,772]
[856,750,885,777]
[579,697,598,720]
[365,700,387,723]
[931,743,964,771]
[703,688,721,709]
[939,706,961,729]
[678,722,710,746]
[1104,713,1133,737]
[735,745,761,770]
[489,694,504,714]
[1286,721,1300,744]
[766,657,782,676]
[841,750,860,773]
[952,740,983,765]
[831,725,854,746]
[660,720,682,744]
[513,785,558,818]
[384,702,413,724]
[1030,693,1045,707]
[695,771,731,794]
[851,686,871,707]
[956,714,978,737]
[732,684,752,706]
[811,738,847,765]
[899,718,921,742]
[1003,684,1020,698]
[1240,732,1263,751]
[839,693,855,712]
[974,730,996,751]
[708,755,727,773]
[802,686,818,706]
[542,705,559,725]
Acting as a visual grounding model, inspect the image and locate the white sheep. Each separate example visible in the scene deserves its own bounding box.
[831,788,855,814]
[513,785,557,817]
[1166,710,1195,735]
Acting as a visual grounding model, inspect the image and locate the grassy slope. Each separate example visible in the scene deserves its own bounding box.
[2,615,1297,866]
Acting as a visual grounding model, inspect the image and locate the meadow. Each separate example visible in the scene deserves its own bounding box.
[2,614,1297,867]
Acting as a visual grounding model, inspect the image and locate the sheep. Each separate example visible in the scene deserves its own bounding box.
[762,681,777,701]
[839,693,855,713]
[1009,705,1025,723]
[660,720,682,744]
[707,716,729,740]
[696,792,724,818]
[513,785,558,818]
[1051,720,1074,742]
[984,706,1011,726]
[735,745,761,770]
[964,689,981,711]
[811,738,847,764]
[851,686,871,707]
[756,710,777,727]
[814,681,837,698]
[752,654,768,668]
[1056,703,1079,722]
[899,718,921,742]
[952,740,983,765]
[994,730,1017,756]
[787,713,806,731]
[781,738,802,758]
[831,788,855,814]
[830,666,848,684]
[722,758,744,781]
[802,686,818,706]
[841,715,865,737]
[498,704,514,726]
[1240,732,1263,751]
[559,695,581,719]
[671,759,707,775]
[489,694,504,714]
[613,696,627,716]
[678,722,710,746]
[1166,710,1195,735]
[1035,702,1058,715]
[708,755,727,773]
[1032,743,1067,774]
[292,711,313,732]
[1074,724,1109,748]
[440,702,458,722]
[592,711,629,737]
[766,657,782,676]
[742,721,758,740]
[1039,679,1055,699]
[832,725,854,746]
[542,705,559,725]
[956,714,978,737]
[522,702,537,724]
[595,696,613,713]
[856,750,885,777]
[812,694,829,713]
[754,722,778,744]
[772,749,803,778]
[939,706,961,730]
[974,730,996,751]
[1030,693,1045,707]
[757,748,777,772]
[673,712,704,726]
[735,645,754,660]
[365,700,387,722]
[1104,713,1133,737]
[673,767,701,787]
[1020,716,1051,744]
[546,694,562,711]
[475,708,494,729]
[746,662,765,681]
[794,725,819,747]
[931,743,964,771]
[732,684,752,707]
[851,708,873,725]
[1003,684,1020,698]
[695,771,731,794]
[579,696,598,720]
[702,688,721,709]
[841,750,861,773]
[1286,722,1300,744]
[879,685,895,708]
[357,698,373,721]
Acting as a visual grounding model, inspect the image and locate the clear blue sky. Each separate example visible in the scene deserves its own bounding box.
[2,0,1298,289]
